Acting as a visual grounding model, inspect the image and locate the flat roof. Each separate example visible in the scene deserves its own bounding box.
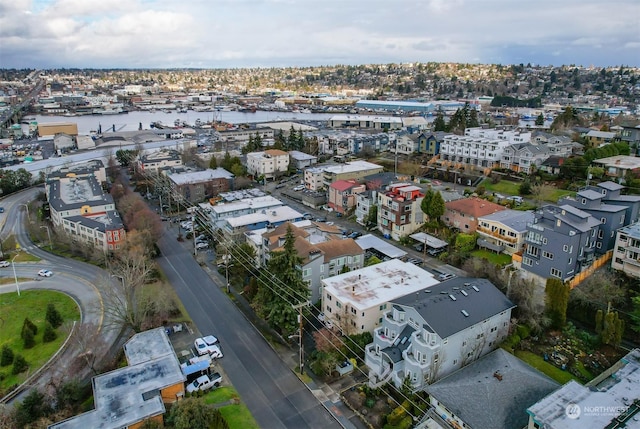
[410,232,448,249]
[329,114,404,124]
[527,349,640,429]
[226,205,303,227]
[168,167,234,185]
[321,259,438,310]
[356,234,408,258]
[323,160,384,175]
[593,155,640,170]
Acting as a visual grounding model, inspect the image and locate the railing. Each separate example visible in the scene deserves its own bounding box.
[477,226,518,244]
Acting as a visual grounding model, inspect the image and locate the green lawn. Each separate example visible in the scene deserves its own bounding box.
[480,179,521,196]
[6,252,41,263]
[514,350,581,384]
[0,290,80,392]
[204,387,259,429]
[471,249,513,266]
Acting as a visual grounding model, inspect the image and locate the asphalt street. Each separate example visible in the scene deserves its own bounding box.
[156,228,341,429]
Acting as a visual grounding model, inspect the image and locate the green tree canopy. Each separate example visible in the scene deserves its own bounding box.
[545,278,570,329]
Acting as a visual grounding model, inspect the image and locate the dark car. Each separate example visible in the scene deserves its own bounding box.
[347,231,362,239]
[316,217,327,222]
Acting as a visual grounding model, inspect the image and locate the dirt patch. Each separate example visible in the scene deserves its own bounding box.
[342,385,392,429]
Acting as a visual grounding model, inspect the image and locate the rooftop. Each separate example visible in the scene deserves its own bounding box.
[618,222,640,240]
[167,167,234,185]
[226,205,302,228]
[427,349,560,429]
[478,209,535,233]
[593,155,640,170]
[323,160,384,175]
[355,234,408,259]
[445,197,507,218]
[321,259,438,310]
[47,175,114,211]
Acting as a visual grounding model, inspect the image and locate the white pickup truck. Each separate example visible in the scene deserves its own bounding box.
[186,372,222,393]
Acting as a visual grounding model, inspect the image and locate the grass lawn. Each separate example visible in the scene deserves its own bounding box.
[6,252,41,263]
[0,290,80,392]
[204,387,259,429]
[471,249,513,266]
[480,179,521,196]
[514,350,581,384]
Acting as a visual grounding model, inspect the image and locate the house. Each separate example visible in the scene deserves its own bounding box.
[500,142,551,174]
[619,122,640,151]
[48,328,185,429]
[526,349,640,429]
[347,132,391,155]
[540,155,566,175]
[591,155,640,181]
[415,132,445,157]
[289,150,318,170]
[166,167,234,204]
[365,277,514,391]
[137,149,182,173]
[394,132,420,155]
[477,209,536,255]
[611,222,640,278]
[518,205,601,285]
[321,259,439,335]
[246,149,290,180]
[46,172,125,252]
[377,183,425,240]
[585,129,616,147]
[442,197,507,234]
[355,190,377,226]
[439,127,531,171]
[328,179,366,214]
[423,349,560,429]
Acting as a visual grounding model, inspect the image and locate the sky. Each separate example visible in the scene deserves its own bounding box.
[1,0,639,69]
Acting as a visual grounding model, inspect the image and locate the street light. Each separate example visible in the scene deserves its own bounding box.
[40,225,52,250]
[12,254,20,296]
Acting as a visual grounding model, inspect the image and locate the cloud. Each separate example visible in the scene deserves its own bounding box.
[0,0,638,68]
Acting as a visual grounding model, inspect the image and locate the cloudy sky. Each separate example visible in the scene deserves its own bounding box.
[1,0,638,69]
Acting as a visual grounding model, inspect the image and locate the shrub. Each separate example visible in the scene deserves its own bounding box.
[46,303,63,328]
[22,325,36,349]
[43,322,57,343]
[0,345,14,367]
[516,325,531,340]
[22,317,38,336]
[12,354,28,374]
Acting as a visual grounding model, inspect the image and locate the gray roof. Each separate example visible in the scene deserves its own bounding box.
[65,211,123,232]
[393,278,515,339]
[47,175,114,212]
[355,234,407,259]
[427,349,560,429]
[557,204,602,232]
[478,209,535,233]
[382,324,415,364]
[577,189,605,201]
[598,181,624,192]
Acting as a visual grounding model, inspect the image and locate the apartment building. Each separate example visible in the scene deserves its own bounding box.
[355,190,377,226]
[439,127,531,170]
[442,197,507,234]
[222,206,303,242]
[477,209,535,255]
[519,205,601,284]
[322,160,384,188]
[321,259,439,335]
[137,149,182,173]
[500,142,551,174]
[289,150,318,170]
[365,277,514,391]
[611,222,640,278]
[166,167,234,204]
[328,179,366,214]
[377,183,425,241]
[246,149,290,180]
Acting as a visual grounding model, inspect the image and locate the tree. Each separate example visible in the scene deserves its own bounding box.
[209,155,218,169]
[421,188,434,221]
[365,255,382,266]
[22,317,37,348]
[43,322,57,343]
[519,179,532,195]
[535,113,545,126]
[12,389,52,428]
[46,303,63,328]
[0,345,14,366]
[545,278,570,329]
[69,322,106,375]
[365,205,378,228]
[253,225,310,336]
[228,242,257,287]
[166,397,229,429]
[12,354,28,374]
[601,311,624,347]
[433,112,446,132]
[570,270,626,310]
[630,296,640,333]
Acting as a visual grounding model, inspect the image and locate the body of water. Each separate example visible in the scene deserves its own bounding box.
[28,110,337,136]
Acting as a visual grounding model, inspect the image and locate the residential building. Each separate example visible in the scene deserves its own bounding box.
[592,155,640,180]
[423,349,559,429]
[365,277,514,390]
[328,114,403,130]
[477,210,536,255]
[46,172,125,252]
[347,132,391,155]
[200,195,283,229]
[289,150,318,170]
[415,131,446,157]
[377,183,425,240]
[218,127,274,143]
[322,160,384,188]
[500,142,551,174]
[222,205,303,242]
[246,149,290,180]
[439,127,531,171]
[443,197,507,234]
[328,179,366,214]
[585,129,616,147]
[612,222,640,278]
[137,149,182,173]
[527,349,640,429]
[519,205,601,284]
[355,190,377,226]
[394,132,420,155]
[321,259,439,335]
[166,167,234,204]
[304,166,326,191]
[619,122,640,150]
[540,155,566,175]
[262,222,364,303]
[48,328,185,429]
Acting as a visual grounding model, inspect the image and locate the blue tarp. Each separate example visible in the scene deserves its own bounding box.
[182,360,209,376]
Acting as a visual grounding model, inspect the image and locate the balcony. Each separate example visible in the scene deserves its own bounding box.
[477,226,518,244]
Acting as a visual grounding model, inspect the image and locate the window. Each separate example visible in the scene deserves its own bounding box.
[453,359,458,365]
[528,246,540,257]
[523,257,533,266]
[379,304,387,311]
[601,217,606,224]
[542,251,553,260]
[336,302,342,308]
[563,244,569,252]
[598,230,604,239]
[550,268,562,278]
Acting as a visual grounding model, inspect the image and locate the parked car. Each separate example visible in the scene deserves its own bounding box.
[195,242,208,250]
[302,213,313,220]
[438,272,455,281]
[347,231,362,239]
[506,196,524,204]
[203,335,219,346]
[186,373,222,393]
[38,269,53,277]
[208,344,224,359]
[181,221,193,229]
[315,217,327,223]
[293,185,305,191]
[194,335,220,356]
[0,261,9,268]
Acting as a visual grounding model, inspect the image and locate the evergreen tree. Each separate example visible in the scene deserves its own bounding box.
[0,344,14,366]
[296,129,305,151]
[22,317,38,336]
[209,155,218,169]
[221,151,233,171]
[12,354,28,374]
[535,113,545,126]
[433,112,447,131]
[22,325,35,348]
[46,303,63,328]
[286,125,298,151]
[468,108,479,128]
[254,225,310,336]
[545,278,570,328]
[421,188,435,221]
[43,321,57,342]
[601,311,624,347]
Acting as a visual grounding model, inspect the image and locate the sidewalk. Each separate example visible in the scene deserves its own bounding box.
[197,252,367,429]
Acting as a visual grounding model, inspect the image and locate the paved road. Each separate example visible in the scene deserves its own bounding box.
[156,228,341,429]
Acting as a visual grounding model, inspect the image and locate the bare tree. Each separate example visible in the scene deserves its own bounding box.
[508,277,549,333]
[67,321,107,376]
[531,183,556,204]
[570,270,626,310]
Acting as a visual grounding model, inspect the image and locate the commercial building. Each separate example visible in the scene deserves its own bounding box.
[328,114,403,130]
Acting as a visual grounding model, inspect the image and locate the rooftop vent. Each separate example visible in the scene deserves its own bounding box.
[461,290,468,296]
[449,294,457,301]
[472,285,480,292]
[464,282,471,286]
[461,310,469,317]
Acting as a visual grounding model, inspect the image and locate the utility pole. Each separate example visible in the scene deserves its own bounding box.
[292,301,310,374]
